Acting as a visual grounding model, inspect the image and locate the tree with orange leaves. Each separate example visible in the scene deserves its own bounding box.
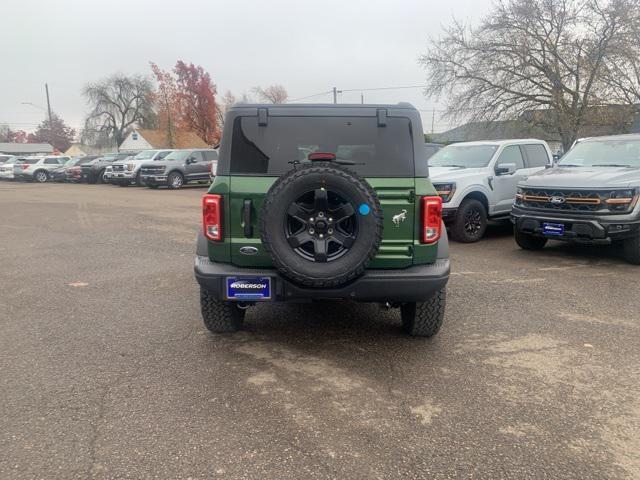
[150,61,220,146]
[174,61,220,145]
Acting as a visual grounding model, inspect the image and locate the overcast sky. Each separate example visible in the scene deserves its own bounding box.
[1,0,491,135]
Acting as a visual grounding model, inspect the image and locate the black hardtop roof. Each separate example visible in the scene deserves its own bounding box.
[231,102,417,109]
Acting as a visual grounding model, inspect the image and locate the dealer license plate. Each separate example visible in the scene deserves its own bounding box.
[226,277,271,300]
[542,222,565,236]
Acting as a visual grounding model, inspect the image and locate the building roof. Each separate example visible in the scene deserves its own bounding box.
[0,143,54,154]
[135,129,209,149]
[431,120,557,144]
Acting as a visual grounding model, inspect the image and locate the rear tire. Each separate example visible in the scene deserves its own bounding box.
[33,170,48,183]
[515,230,548,250]
[200,289,245,333]
[623,235,640,265]
[167,172,184,190]
[401,288,446,337]
[450,198,487,243]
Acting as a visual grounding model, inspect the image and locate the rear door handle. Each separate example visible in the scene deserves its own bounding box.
[242,199,253,238]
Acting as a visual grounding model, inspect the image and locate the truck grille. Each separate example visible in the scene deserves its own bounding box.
[140,165,165,175]
[112,164,125,172]
[516,188,637,214]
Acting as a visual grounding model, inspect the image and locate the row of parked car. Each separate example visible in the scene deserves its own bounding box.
[428,134,640,264]
[0,148,219,190]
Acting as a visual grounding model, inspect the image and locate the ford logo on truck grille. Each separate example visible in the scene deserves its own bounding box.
[549,196,566,204]
[239,246,259,255]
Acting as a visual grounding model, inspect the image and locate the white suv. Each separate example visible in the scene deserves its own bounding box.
[429,139,553,242]
[13,156,71,183]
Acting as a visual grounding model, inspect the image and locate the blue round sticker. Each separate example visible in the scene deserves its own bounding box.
[358,203,370,215]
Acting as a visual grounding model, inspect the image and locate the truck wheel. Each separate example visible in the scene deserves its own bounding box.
[167,172,184,189]
[200,288,245,333]
[515,230,547,250]
[401,288,446,337]
[623,235,640,265]
[34,170,48,183]
[450,198,487,243]
[96,169,107,184]
[135,171,143,186]
[260,161,383,288]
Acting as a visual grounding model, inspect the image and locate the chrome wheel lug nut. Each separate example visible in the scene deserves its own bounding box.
[328,228,333,234]
[309,228,315,234]
[318,212,324,218]
[319,233,324,239]
[310,217,314,222]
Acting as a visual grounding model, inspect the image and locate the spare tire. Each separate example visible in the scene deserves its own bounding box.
[260,162,383,288]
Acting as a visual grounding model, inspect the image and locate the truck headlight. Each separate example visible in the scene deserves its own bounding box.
[433,183,456,203]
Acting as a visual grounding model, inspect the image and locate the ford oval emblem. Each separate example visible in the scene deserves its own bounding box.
[549,195,566,205]
[239,246,259,255]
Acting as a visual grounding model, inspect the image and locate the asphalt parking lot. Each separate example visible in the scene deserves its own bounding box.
[1,182,639,479]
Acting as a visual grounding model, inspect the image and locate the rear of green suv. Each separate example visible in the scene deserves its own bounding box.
[194,104,450,336]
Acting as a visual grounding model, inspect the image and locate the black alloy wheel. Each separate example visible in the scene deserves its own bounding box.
[450,198,487,243]
[464,207,483,237]
[285,188,358,263]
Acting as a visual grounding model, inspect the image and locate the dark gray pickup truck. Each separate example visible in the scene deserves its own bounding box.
[140,149,218,189]
[512,134,640,264]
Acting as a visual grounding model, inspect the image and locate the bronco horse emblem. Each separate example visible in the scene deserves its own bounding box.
[392,209,407,227]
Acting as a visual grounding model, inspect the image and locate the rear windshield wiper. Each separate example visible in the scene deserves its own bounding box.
[288,159,364,166]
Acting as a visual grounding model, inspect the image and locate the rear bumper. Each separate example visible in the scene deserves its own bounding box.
[194,255,450,303]
[13,172,34,180]
[511,206,640,244]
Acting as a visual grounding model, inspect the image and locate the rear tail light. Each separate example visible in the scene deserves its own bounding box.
[421,196,443,244]
[202,194,222,241]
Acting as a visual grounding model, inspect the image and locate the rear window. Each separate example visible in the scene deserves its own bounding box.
[230,116,414,176]
[17,158,40,165]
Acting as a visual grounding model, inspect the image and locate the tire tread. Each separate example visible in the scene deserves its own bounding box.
[200,289,245,333]
[401,288,446,337]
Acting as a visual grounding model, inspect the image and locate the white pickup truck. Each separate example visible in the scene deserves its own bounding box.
[429,139,553,242]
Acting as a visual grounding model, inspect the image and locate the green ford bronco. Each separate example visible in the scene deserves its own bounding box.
[194,103,450,336]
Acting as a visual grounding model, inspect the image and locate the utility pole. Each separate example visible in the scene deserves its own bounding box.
[333,87,337,104]
[45,83,54,146]
[431,108,436,134]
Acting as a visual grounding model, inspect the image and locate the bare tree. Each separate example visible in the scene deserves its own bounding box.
[420,0,640,150]
[216,90,237,130]
[252,85,288,104]
[82,74,156,147]
[603,25,640,107]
